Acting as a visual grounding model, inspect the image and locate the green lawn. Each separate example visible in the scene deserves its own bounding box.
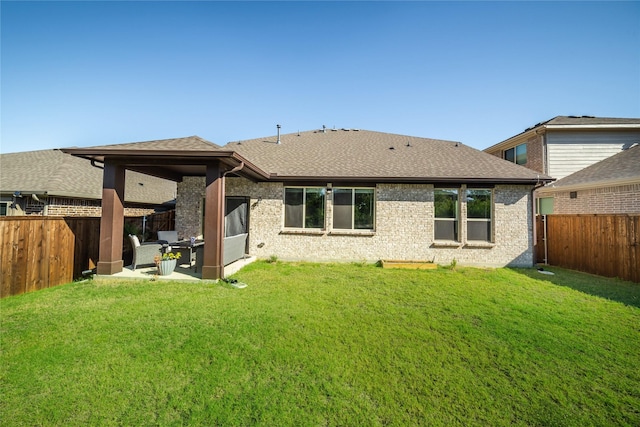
[1,262,639,426]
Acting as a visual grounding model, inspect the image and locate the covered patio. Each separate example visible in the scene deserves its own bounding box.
[62,136,270,280]
[106,256,258,282]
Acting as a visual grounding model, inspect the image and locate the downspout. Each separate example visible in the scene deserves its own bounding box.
[31,193,49,215]
[223,162,245,177]
[90,159,104,170]
[531,181,547,265]
[543,211,548,265]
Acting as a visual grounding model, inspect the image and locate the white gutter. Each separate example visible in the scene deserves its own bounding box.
[545,124,640,130]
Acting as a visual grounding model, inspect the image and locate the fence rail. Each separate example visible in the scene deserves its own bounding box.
[536,214,640,283]
[0,211,175,298]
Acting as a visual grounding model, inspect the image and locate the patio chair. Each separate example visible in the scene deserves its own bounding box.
[129,234,164,270]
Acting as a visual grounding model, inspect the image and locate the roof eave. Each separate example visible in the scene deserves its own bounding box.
[483,126,541,153]
[546,124,640,130]
[273,175,550,185]
[536,177,640,194]
[60,148,272,181]
[484,123,640,153]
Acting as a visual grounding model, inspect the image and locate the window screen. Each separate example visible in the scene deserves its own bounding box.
[466,189,492,242]
[284,187,325,229]
[434,189,459,241]
[333,188,374,230]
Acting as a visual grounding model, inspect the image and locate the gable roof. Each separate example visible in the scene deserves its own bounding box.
[0,149,176,204]
[77,135,221,152]
[63,135,270,182]
[536,116,640,127]
[537,144,640,193]
[62,129,550,185]
[225,129,548,184]
[485,115,640,152]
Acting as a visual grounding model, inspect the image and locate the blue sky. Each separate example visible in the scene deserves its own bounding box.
[1,1,639,154]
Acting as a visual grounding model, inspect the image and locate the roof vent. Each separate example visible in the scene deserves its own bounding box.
[322,125,326,133]
[277,124,281,144]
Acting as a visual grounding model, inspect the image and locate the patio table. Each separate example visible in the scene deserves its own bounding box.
[168,239,204,268]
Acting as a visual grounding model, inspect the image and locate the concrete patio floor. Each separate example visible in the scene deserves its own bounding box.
[99,256,257,282]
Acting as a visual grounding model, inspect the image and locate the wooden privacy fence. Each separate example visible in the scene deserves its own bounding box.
[536,214,640,283]
[0,211,175,298]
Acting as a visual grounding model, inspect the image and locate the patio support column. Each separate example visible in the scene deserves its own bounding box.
[201,161,225,280]
[97,160,125,275]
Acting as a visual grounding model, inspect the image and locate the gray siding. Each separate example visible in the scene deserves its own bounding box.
[546,130,640,179]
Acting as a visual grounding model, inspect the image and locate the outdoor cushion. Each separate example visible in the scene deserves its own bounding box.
[130,234,141,247]
[157,230,178,243]
[128,234,163,270]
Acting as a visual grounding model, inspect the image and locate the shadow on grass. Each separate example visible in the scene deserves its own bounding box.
[510,266,640,309]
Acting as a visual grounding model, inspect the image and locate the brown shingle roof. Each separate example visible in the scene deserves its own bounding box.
[542,116,640,127]
[78,135,221,151]
[485,116,640,152]
[0,149,176,204]
[225,129,547,183]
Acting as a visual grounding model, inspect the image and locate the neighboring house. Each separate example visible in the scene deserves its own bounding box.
[63,130,551,279]
[483,116,640,214]
[535,143,640,214]
[0,149,176,217]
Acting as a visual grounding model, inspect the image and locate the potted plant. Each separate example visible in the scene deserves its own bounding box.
[155,251,182,276]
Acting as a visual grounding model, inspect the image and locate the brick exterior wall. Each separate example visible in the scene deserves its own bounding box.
[175,176,207,239]
[547,183,640,214]
[15,196,159,217]
[177,177,534,267]
[486,133,545,175]
[525,133,545,174]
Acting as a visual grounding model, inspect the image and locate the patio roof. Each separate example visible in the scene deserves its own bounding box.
[62,136,271,182]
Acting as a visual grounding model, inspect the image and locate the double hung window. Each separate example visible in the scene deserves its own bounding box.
[466,189,492,242]
[434,189,459,241]
[333,188,375,230]
[284,187,325,229]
